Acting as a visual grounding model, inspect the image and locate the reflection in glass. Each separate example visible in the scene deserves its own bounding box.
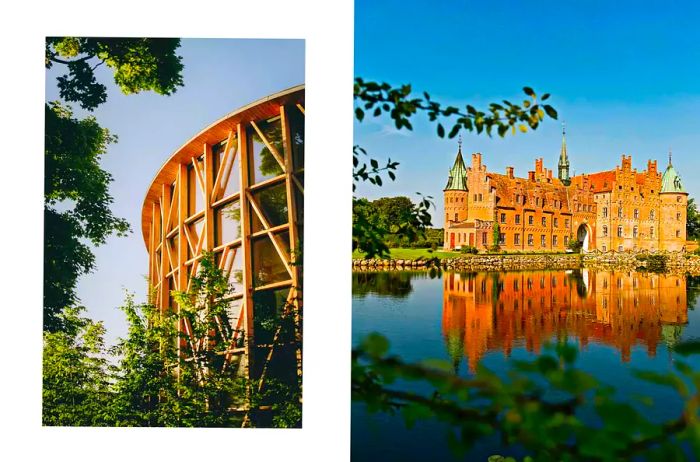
[216,201,241,245]
[249,117,284,184]
[218,246,244,294]
[289,105,304,171]
[252,236,289,287]
[253,287,291,344]
[251,183,288,232]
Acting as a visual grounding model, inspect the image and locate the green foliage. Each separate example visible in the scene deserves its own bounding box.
[352,333,700,460]
[567,235,583,253]
[44,38,184,332]
[353,195,434,258]
[46,37,184,111]
[352,79,557,258]
[44,102,130,331]
[688,197,700,240]
[43,306,113,426]
[635,254,669,273]
[461,245,479,254]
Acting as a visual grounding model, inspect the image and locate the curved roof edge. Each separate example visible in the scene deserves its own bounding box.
[140,84,305,247]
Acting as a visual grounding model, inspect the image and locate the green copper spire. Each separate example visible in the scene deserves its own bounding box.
[444,138,468,191]
[558,121,571,186]
[660,150,686,193]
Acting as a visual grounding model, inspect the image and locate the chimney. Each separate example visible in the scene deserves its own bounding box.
[535,158,543,173]
[506,166,514,179]
[528,171,535,181]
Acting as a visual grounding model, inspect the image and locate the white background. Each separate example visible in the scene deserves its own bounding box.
[0,0,353,460]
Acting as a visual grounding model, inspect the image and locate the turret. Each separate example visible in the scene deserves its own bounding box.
[558,122,571,186]
[658,151,687,251]
[444,138,469,226]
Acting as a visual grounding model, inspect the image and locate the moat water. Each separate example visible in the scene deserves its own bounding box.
[352,269,700,461]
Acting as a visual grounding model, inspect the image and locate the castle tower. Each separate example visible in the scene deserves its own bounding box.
[444,139,469,249]
[558,122,571,186]
[658,152,687,251]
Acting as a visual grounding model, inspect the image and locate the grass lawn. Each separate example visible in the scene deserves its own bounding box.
[352,248,461,260]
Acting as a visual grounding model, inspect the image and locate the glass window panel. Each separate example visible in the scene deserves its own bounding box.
[220,246,244,295]
[214,137,240,200]
[215,201,241,245]
[168,234,179,268]
[249,118,284,184]
[252,287,291,345]
[252,236,290,287]
[188,165,203,215]
[251,183,288,232]
[225,297,244,333]
[187,218,204,259]
[289,105,304,171]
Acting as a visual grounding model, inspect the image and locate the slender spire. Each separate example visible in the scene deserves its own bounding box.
[669,148,672,167]
[444,140,468,191]
[558,121,571,186]
[458,133,462,153]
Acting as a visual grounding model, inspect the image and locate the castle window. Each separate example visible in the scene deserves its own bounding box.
[650,227,654,238]
[500,213,506,223]
[541,235,546,247]
[564,236,569,245]
[677,230,681,238]
[554,218,558,228]
[515,214,521,224]
[528,234,534,246]
[618,207,623,218]
[634,209,639,219]
[528,215,534,225]
[602,245,607,252]
[650,210,655,220]
[633,226,638,238]
[603,226,608,237]
[482,233,487,245]
[542,199,546,207]
[542,217,547,227]
[553,235,558,247]
[499,233,506,245]
[565,219,570,228]
[618,245,623,252]
[536,198,540,206]
[617,226,623,237]
[603,207,608,218]
[446,214,449,223]
[454,213,458,222]
[514,233,520,245]
[474,194,477,201]
[677,212,681,221]
[479,193,483,201]
[677,196,682,202]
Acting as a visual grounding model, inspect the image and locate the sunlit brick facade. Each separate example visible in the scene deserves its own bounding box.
[443,130,687,252]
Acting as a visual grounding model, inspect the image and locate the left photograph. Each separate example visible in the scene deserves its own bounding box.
[44,38,304,428]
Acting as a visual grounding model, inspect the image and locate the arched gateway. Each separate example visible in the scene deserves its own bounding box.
[576,223,591,252]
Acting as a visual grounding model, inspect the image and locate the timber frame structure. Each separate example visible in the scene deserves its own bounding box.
[141,85,304,422]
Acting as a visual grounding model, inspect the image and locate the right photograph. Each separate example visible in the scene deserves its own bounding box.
[351,1,700,461]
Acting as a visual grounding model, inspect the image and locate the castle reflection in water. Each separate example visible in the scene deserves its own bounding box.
[442,270,688,372]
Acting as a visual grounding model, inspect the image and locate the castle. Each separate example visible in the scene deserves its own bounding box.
[443,128,688,252]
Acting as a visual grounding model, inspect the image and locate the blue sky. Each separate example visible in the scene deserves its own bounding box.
[354,0,700,225]
[45,38,304,345]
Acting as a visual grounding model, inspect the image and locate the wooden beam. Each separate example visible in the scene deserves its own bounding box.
[160,183,171,314]
[203,143,215,251]
[238,123,255,381]
[211,129,235,203]
[247,191,293,278]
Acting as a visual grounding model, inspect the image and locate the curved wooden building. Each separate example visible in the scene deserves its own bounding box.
[141,85,304,389]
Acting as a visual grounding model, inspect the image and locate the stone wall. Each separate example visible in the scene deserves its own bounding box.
[352,251,700,273]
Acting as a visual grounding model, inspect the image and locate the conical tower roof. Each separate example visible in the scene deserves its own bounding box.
[444,142,468,191]
[660,153,686,193]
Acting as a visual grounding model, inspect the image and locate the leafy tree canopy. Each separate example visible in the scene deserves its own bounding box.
[353,79,558,258]
[46,37,184,111]
[43,37,184,332]
[687,197,700,240]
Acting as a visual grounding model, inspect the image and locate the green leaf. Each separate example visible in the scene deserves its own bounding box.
[523,86,535,97]
[355,108,365,121]
[543,105,558,119]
